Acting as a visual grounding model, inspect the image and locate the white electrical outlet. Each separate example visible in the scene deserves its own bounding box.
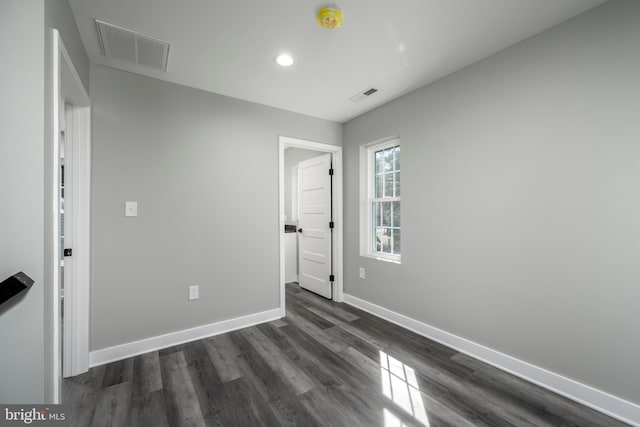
[359,267,366,279]
[125,201,138,217]
[189,285,199,300]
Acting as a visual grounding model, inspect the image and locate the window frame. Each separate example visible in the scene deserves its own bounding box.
[360,138,401,263]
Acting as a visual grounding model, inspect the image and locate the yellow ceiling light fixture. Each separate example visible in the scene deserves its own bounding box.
[317,7,343,30]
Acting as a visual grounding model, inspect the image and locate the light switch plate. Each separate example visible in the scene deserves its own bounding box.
[125,201,138,217]
[189,285,199,300]
[359,267,366,279]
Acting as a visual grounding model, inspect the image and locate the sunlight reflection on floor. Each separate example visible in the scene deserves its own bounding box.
[380,351,430,426]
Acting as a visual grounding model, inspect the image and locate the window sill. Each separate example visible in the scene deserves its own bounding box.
[361,253,401,264]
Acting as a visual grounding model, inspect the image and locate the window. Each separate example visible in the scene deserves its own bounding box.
[361,139,400,262]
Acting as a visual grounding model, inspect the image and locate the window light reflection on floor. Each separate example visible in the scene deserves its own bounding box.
[380,351,430,427]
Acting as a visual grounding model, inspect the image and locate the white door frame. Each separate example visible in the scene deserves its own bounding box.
[278,136,343,316]
[51,29,91,401]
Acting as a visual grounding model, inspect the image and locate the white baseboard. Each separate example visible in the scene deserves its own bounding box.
[89,308,282,368]
[343,294,640,427]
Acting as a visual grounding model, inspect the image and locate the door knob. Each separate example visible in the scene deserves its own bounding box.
[297,228,303,233]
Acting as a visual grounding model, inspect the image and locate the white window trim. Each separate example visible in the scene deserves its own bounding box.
[360,137,401,263]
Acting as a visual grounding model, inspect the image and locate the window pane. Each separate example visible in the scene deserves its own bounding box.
[392,201,400,228]
[375,150,385,174]
[373,203,382,227]
[376,227,392,253]
[375,174,383,198]
[394,146,400,171]
[394,171,400,197]
[386,148,394,172]
[368,142,400,259]
[377,148,393,173]
[382,202,391,227]
[384,173,393,198]
[393,228,401,254]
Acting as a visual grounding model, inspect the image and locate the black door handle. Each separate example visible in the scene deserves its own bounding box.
[297,228,303,233]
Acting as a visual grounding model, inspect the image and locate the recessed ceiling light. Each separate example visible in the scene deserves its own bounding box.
[275,53,294,67]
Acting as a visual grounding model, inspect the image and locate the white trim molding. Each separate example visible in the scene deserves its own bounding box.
[343,294,640,427]
[90,308,281,367]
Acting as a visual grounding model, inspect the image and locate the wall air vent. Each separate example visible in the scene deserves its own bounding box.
[349,87,379,103]
[95,20,170,71]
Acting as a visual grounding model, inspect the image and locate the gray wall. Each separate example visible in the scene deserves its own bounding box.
[45,0,90,89]
[0,0,45,403]
[284,148,324,223]
[90,64,341,351]
[343,0,640,404]
[43,0,90,402]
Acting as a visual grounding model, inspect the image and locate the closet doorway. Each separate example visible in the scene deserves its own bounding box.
[278,137,343,315]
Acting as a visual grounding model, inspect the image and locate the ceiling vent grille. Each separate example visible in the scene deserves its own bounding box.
[96,20,169,71]
[349,87,379,103]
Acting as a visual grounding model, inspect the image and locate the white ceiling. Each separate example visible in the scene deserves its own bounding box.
[68,0,606,123]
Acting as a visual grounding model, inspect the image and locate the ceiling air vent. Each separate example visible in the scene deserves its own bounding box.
[349,87,379,103]
[95,20,170,71]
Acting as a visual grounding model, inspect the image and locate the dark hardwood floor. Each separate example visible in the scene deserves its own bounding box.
[63,283,627,426]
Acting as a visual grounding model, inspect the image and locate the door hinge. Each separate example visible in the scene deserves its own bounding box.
[64,248,72,257]
[329,168,334,176]
[329,274,335,282]
[329,221,334,229]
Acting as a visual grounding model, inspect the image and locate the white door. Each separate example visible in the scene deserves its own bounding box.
[297,153,333,299]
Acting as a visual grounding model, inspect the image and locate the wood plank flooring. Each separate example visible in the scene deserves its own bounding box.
[63,283,628,426]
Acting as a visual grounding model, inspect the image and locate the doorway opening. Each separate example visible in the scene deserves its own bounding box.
[279,137,343,316]
[51,29,91,402]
